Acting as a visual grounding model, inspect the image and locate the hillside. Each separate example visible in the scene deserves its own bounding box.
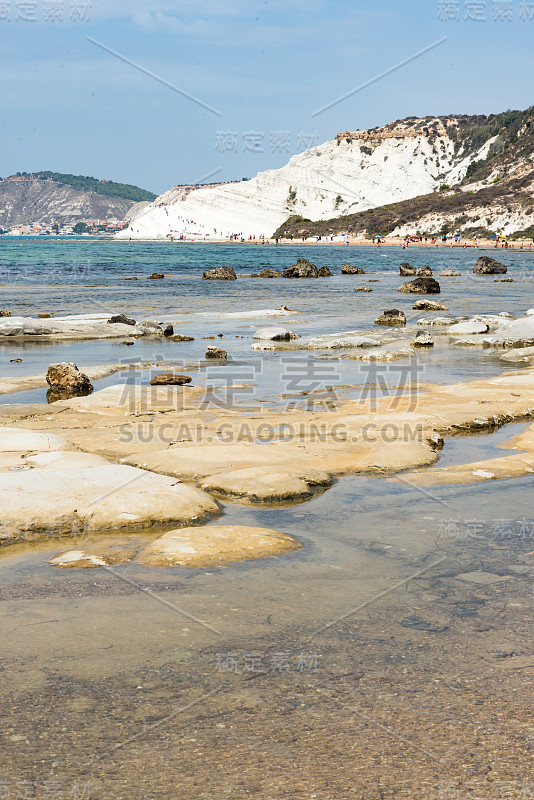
[118,107,534,241]
[0,173,156,228]
[274,107,534,240]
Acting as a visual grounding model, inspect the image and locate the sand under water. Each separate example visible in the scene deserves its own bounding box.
[0,240,533,799]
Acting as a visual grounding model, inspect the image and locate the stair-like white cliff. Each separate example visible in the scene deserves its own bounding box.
[117,118,496,241]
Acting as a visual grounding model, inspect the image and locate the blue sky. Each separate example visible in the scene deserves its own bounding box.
[1,0,533,194]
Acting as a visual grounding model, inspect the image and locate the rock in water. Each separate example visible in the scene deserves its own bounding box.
[150,374,192,386]
[413,299,449,311]
[107,314,136,326]
[398,278,441,295]
[0,310,11,317]
[38,313,51,319]
[440,268,461,277]
[169,334,195,342]
[253,327,299,341]
[374,309,406,326]
[147,272,165,279]
[354,286,373,292]
[202,266,237,280]
[283,259,319,278]
[411,331,434,347]
[318,266,333,277]
[416,265,433,277]
[205,346,227,359]
[400,263,417,276]
[474,256,507,274]
[260,268,283,278]
[137,320,173,337]
[341,264,365,275]
[46,363,94,396]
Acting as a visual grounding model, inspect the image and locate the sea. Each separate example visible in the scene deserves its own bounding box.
[1,238,533,798]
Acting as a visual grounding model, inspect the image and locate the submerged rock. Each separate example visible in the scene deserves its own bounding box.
[260,268,283,278]
[150,374,192,386]
[137,525,301,567]
[439,268,461,277]
[253,327,299,341]
[354,286,373,292]
[374,309,406,326]
[0,310,11,317]
[205,346,227,359]
[38,313,51,319]
[202,266,237,280]
[474,256,507,274]
[318,266,333,277]
[413,299,449,311]
[283,259,319,278]
[147,272,165,279]
[46,362,93,397]
[399,263,416,276]
[341,264,365,275]
[108,314,136,326]
[398,278,441,294]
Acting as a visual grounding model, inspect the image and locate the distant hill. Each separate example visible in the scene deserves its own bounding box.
[0,173,157,228]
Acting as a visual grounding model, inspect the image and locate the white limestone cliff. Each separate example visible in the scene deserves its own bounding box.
[117,118,497,241]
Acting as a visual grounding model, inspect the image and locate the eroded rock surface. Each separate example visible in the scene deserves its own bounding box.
[474,257,507,275]
[399,278,441,294]
[202,266,237,280]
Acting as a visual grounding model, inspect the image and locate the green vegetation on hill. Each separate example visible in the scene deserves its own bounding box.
[11,171,157,202]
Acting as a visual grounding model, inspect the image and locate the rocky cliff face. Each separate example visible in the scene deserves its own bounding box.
[0,177,137,227]
[118,115,500,241]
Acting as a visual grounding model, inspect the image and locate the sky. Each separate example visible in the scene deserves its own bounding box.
[1,0,533,195]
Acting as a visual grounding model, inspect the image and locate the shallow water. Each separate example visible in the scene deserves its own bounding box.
[1,240,534,799]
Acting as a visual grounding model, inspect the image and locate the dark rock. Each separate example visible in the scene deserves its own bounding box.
[123,277,138,281]
[283,259,319,279]
[150,374,192,386]
[354,287,373,292]
[474,256,507,275]
[205,347,227,359]
[0,310,11,317]
[121,341,135,346]
[318,266,333,277]
[341,264,365,275]
[413,299,448,311]
[398,278,441,295]
[260,268,283,278]
[374,309,406,327]
[250,273,260,278]
[108,314,136,326]
[10,358,22,363]
[147,273,165,280]
[416,265,433,277]
[161,323,174,337]
[169,334,195,342]
[495,277,514,283]
[38,313,51,319]
[399,263,416,276]
[46,362,94,397]
[202,266,237,280]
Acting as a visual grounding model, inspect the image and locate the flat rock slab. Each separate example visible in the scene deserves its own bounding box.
[0,427,74,453]
[200,466,332,503]
[448,321,489,335]
[49,538,145,568]
[137,525,301,567]
[0,449,219,541]
[253,327,299,341]
[455,572,513,585]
